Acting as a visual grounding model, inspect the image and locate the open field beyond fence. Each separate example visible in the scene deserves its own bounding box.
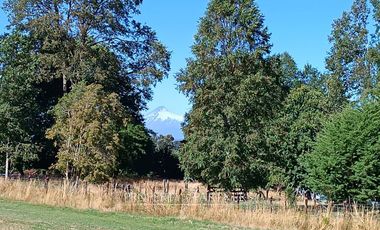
[0,178,379,230]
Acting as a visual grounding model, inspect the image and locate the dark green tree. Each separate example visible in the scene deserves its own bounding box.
[130,134,183,179]
[266,85,330,191]
[300,64,326,92]
[0,33,39,175]
[3,0,170,119]
[273,52,300,90]
[151,135,183,179]
[177,0,285,190]
[116,124,154,177]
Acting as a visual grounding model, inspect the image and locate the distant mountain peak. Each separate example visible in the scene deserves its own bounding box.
[146,106,184,122]
[152,106,167,112]
[144,106,184,140]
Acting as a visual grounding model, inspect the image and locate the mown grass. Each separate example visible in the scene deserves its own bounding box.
[0,199,236,230]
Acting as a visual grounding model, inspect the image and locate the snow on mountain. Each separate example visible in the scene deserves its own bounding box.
[144,106,184,140]
[145,106,184,122]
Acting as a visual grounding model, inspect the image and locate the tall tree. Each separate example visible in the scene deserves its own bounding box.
[325,0,372,109]
[4,0,170,119]
[0,33,39,175]
[368,0,380,88]
[177,0,285,190]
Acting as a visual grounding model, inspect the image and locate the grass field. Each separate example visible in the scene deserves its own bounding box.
[0,179,379,229]
[0,199,235,230]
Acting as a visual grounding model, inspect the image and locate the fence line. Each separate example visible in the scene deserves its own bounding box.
[1,176,379,214]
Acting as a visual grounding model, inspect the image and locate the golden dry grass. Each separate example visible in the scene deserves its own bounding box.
[0,178,378,230]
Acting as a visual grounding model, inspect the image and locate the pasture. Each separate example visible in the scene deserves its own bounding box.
[0,199,231,230]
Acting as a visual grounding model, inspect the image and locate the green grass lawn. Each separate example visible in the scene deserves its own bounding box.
[0,199,236,230]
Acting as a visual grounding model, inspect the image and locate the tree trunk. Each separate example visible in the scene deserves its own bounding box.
[65,161,69,181]
[63,74,68,93]
[5,152,9,180]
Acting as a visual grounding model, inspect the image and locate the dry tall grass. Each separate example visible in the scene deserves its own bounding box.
[0,178,378,230]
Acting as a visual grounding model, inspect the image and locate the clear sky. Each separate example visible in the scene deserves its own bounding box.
[0,1,354,116]
[137,0,354,116]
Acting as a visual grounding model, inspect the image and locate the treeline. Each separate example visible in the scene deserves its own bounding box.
[1,0,380,204]
[178,0,380,203]
[0,0,181,181]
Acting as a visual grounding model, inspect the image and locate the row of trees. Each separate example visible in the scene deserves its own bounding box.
[0,0,379,203]
[0,0,180,182]
[178,0,380,203]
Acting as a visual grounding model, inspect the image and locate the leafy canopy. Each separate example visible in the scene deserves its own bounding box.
[302,100,380,202]
[266,84,330,190]
[0,32,39,173]
[4,0,171,117]
[177,0,285,190]
[47,83,131,182]
[325,0,378,109]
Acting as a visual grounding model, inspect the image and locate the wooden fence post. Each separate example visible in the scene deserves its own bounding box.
[44,175,49,193]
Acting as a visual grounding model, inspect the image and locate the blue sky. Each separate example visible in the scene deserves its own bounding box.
[138,0,353,115]
[0,1,354,115]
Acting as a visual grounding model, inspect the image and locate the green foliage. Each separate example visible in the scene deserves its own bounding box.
[369,0,380,89]
[302,100,380,202]
[0,0,172,177]
[272,52,300,90]
[177,0,285,190]
[325,0,375,108]
[0,32,39,173]
[1,0,380,199]
[3,0,171,119]
[299,1,380,201]
[150,135,183,179]
[352,100,380,201]
[130,134,183,179]
[299,64,327,92]
[116,124,156,177]
[266,84,330,189]
[298,0,380,202]
[47,83,132,182]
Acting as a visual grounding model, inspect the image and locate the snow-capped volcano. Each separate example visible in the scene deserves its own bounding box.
[145,106,184,122]
[145,106,184,140]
